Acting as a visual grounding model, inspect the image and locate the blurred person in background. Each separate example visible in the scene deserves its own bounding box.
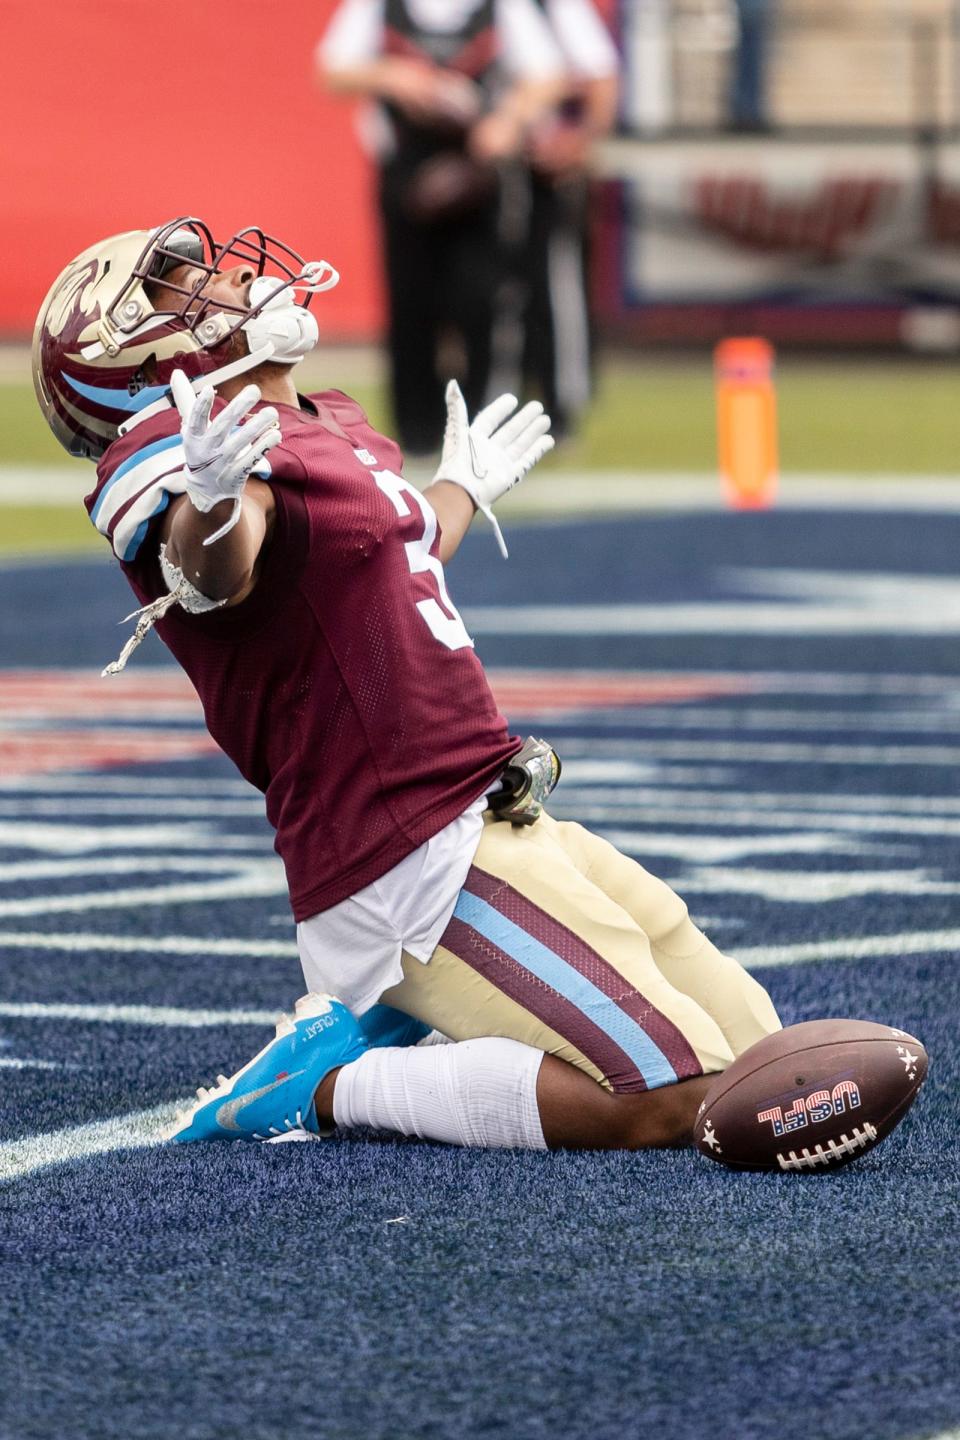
[729,0,774,132]
[316,0,566,455]
[518,0,620,441]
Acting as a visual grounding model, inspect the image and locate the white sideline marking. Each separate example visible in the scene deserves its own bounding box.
[0,1001,275,1028]
[466,602,951,636]
[0,798,263,818]
[666,867,960,904]
[0,774,254,795]
[0,1100,183,1184]
[737,929,960,969]
[0,1057,61,1070]
[567,705,960,735]
[558,760,735,786]
[503,473,960,515]
[0,866,286,918]
[0,856,267,885]
[10,467,960,513]
[566,799,960,838]
[464,572,960,636]
[605,831,877,864]
[0,930,298,958]
[0,821,264,855]
[558,776,960,816]
[551,737,960,767]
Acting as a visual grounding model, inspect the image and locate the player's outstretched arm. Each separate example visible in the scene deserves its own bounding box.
[425,379,554,560]
[162,484,274,607]
[162,370,280,605]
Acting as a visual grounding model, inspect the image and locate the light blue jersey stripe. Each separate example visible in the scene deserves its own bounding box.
[453,890,678,1087]
[90,434,183,526]
[62,373,168,413]
[110,433,183,484]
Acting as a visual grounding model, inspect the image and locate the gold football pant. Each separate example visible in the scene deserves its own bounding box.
[381,811,782,1093]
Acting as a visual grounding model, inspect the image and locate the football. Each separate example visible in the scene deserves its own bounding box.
[694,1019,928,1172]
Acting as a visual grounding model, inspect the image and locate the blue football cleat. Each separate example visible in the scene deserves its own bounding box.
[166,993,367,1143]
[356,1003,431,1050]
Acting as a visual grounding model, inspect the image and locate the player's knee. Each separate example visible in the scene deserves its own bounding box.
[645,906,702,956]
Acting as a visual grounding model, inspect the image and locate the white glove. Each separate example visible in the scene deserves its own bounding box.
[432,380,554,558]
[170,369,281,547]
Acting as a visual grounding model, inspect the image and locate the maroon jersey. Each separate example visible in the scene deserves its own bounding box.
[87,392,520,920]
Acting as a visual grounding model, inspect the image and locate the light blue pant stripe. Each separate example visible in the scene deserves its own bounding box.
[453,890,678,1088]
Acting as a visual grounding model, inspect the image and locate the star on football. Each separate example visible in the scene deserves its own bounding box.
[701,1121,721,1152]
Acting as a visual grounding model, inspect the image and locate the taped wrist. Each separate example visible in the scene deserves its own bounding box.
[159,543,222,613]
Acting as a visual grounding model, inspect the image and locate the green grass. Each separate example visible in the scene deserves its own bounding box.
[0,505,101,553]
[3,354,959,556]
[0,372,389,469]
[6,356,960,472]
[572,357,960,473]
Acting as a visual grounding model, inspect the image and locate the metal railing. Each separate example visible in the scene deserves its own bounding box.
[618,0,960,136]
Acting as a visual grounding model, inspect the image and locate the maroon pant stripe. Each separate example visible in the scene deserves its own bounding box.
[464,866,703,1080]
[440,915,650,1093]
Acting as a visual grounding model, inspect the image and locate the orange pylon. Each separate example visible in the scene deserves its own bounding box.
[715,337,778,509]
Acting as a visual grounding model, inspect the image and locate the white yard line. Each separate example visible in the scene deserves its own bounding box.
[0,1100,183,1184]
[669,867,960,903]
[570,801,960,837]
[0,797,262,818]
[0,856,267,885]
[6,466,960,513]
[0,1000,275,1027]
[737,930,960,969]
[552,706,960,735]
[0,868,286,919]
[463,601,960,635]
[0,774,254,795]
[0,930,298,958]
[0,1057,62,1070]
[558,777,960,815]
[601,831,889,864]
[506,473,960,515]
[548,737,960,766]
[1,821,266,854]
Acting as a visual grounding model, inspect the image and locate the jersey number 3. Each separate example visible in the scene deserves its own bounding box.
[374,470,474,652]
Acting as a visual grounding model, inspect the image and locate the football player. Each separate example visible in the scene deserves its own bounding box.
[33,219,782,1152]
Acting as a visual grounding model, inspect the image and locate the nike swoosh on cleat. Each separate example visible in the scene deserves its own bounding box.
[214,1072,305,1132]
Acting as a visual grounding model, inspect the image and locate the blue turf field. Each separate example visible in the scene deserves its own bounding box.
[1,508,958,1440]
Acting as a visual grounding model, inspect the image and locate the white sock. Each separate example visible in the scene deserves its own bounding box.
[332,1037,547,1150]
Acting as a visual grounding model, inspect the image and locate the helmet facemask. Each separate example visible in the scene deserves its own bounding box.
[32,217,339,460]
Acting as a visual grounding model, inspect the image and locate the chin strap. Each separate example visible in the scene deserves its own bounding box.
[118,261,340,440]
[118,342,278,438]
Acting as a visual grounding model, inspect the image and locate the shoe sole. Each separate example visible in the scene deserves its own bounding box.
[163,993,337,1142]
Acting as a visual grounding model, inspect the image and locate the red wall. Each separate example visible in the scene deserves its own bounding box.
[3,0,621,342]
[1,0,383,339]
